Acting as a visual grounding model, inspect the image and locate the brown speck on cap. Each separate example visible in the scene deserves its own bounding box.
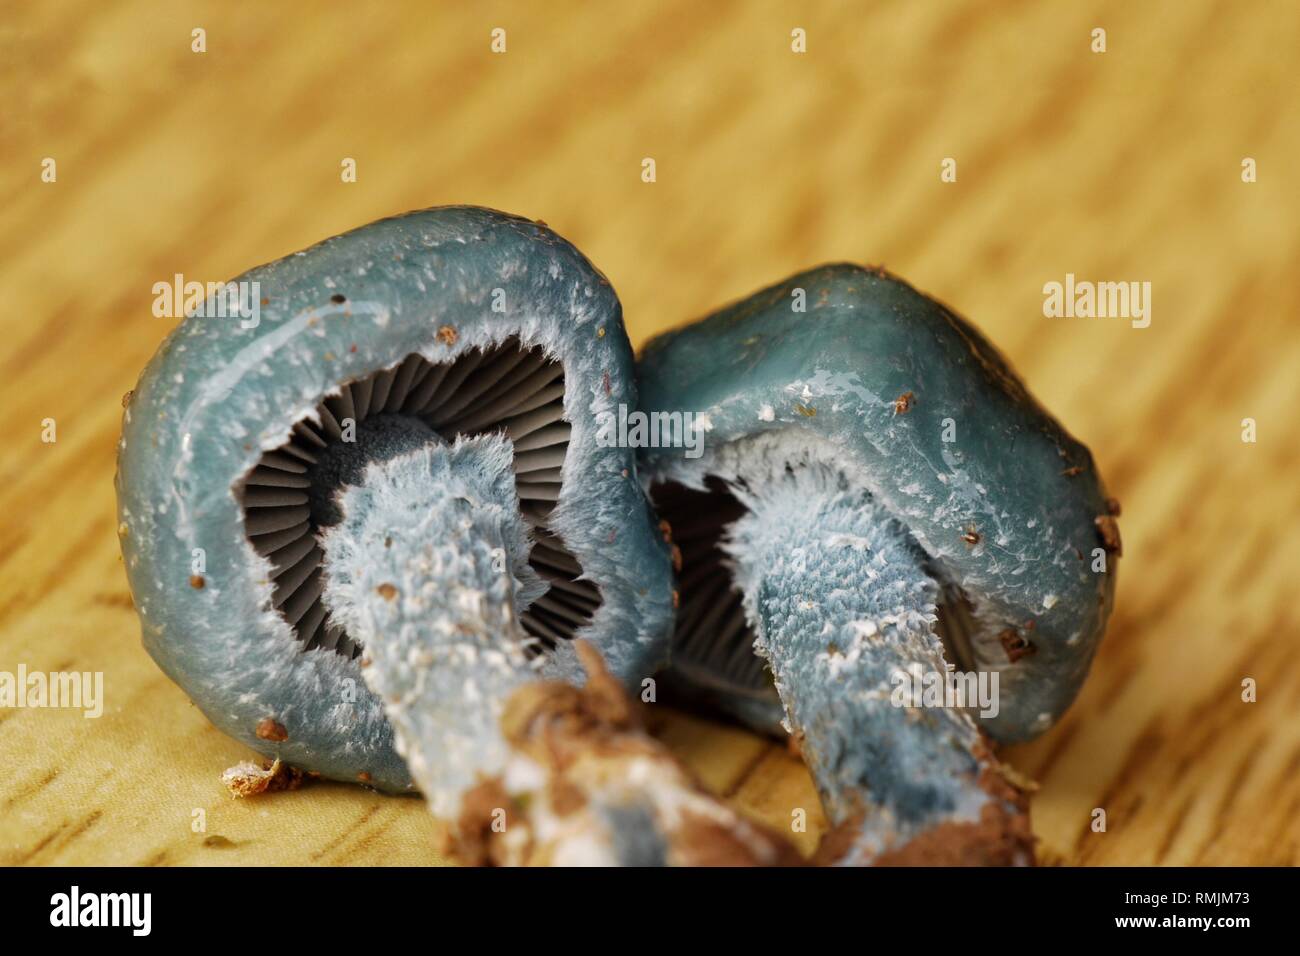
[795,404,817,417]
[330,293,346,304]
[1061,465,1085,477]
[1106,497,1122,516]
[376,582,399,601]
[1095,515,1123,556]
[357,771,372,783]
[121,390,133,408]
[602,370,612,394]
[260,297,269,306]
[998,628,1036,663]
[189,574,205,589]
[256,717,288,742]
[894,391,914,414]
[436,325,458,346]
[672,590,680,610]
[960,526,981,547]
[596,326,606,338]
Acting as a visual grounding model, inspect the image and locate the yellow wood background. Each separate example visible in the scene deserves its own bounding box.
[2,0,1298,866]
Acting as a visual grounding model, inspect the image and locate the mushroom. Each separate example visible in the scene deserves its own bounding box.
[116,206,798,865]
[637,264,1120,865]
[115,206,675,793]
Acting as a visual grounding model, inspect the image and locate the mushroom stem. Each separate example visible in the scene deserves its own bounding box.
[320,434,798,865]
[723,462,1034,865]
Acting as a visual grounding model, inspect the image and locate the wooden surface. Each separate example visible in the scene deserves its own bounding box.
[2,0,1298,866]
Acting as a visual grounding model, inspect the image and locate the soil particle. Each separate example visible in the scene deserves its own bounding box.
[548,777,588,817]
[674,811,803,867]
[222,758,306,798]
[999,628,1036,663]
[449,778,520,866]
[255,718,288,742]
[1094,514,1123,555]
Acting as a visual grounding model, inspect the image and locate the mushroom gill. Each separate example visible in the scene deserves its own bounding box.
[237,336,601,659]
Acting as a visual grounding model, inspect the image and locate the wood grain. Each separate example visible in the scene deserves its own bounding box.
[2,0,1297,866]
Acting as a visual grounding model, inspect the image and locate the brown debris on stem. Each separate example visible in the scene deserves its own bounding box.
[446,641,802,867]
[814,737,1035,866]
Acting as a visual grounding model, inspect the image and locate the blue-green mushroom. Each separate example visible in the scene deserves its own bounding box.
[116,206,675,795]
[638,265,1120,864]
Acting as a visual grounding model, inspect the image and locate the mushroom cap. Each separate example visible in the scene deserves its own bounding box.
[638,264,1118,743]
[116,206,674,790]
